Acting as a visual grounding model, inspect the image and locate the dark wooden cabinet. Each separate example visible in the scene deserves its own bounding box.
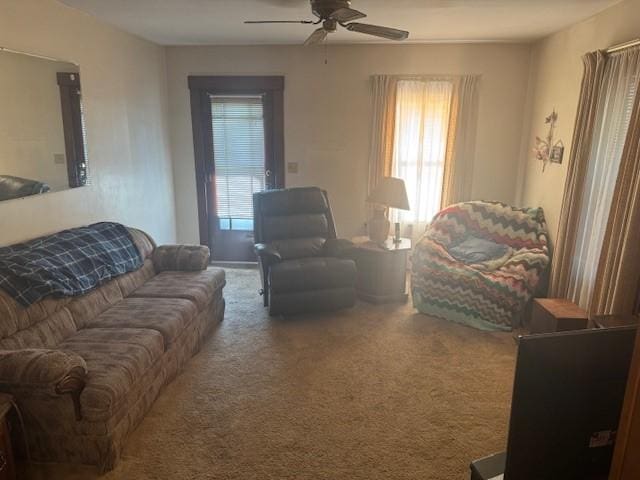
[610,327,640,480]
[350,237,411,304]
[0,395,15,480]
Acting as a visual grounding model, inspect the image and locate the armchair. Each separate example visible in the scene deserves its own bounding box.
[253,187,357,315]
[411,201,550,331]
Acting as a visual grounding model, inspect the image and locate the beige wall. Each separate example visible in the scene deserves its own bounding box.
[0,0,176,245]
[8,0,631,249]
[518,0,640,243]
[166,43,532,244]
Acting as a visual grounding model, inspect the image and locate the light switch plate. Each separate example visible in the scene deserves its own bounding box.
[287,162,299,174]
[54,153,66,165]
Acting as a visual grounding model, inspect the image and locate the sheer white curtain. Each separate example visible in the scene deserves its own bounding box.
[568,49,640,309]
[391,79,453,238]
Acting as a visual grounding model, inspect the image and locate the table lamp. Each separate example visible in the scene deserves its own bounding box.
[366,177,410,244]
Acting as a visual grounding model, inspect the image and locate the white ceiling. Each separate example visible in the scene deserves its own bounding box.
[58,0,622,46]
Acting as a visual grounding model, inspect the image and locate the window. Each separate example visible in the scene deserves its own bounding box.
[568,55,639,309]
[391,79,453,225]
[211,95,266,231]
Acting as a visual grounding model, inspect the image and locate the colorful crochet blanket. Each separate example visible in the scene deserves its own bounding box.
[411,201,550,331]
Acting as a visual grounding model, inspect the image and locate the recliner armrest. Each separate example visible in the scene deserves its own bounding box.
[323,238,356,258]
[254,243,282,263]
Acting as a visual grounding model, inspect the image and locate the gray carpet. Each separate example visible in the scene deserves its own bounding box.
[26,268,516,479]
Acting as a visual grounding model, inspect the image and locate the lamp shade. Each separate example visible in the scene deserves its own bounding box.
[367,177,410,210]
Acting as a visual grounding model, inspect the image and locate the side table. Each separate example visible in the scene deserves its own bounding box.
[592,314,640,329]
[0,394,15,480]
[530,298,588,334]
[350,236,411,304]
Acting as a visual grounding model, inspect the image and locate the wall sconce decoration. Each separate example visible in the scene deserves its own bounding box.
[533,109,564,171]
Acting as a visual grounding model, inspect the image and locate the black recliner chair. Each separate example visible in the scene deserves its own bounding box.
[253,187,357,315]
[0,175,50,202]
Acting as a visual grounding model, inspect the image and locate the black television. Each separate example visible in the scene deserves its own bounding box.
[504,326,637,480]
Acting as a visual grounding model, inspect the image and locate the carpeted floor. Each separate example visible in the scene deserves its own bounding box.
[26,268,517,480]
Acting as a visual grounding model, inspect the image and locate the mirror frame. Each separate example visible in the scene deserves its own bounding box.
[0,46,88,202]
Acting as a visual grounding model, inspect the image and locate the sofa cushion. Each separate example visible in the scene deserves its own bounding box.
[58,328,164,422]
[130,268,226,310]
[66,279,124,330]
[0,308,77,350]
[116,258,156,298]
[0,288,72,342]
[269,257,357,294]
[90,298,197,347]
[128,228,156,260]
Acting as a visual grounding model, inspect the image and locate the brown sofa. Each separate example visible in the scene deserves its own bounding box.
[0,228,225,471]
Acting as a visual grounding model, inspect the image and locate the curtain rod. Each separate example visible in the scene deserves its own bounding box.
[606,38,640,54]
[0,46,77,65]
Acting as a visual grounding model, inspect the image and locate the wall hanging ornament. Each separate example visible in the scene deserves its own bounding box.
[533,109,564,172]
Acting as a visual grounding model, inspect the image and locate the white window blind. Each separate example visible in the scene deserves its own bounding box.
[79,91,89,185]
[211,95,266,228]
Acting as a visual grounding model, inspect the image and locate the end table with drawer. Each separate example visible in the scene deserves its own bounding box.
[350,236,411,304]
[529,298,589,334]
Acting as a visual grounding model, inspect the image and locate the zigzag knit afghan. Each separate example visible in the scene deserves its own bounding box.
[411,201,550,331]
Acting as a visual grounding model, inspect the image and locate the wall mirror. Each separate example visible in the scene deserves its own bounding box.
[0,47,88,203]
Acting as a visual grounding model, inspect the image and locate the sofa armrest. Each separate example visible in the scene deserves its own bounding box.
[0,349,87,420]
[153,245,210,272]
[323,238,356,258]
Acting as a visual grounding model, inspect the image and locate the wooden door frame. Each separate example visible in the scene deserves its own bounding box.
[188,75,285,247]
[610,326,640,479]
[57,72,87,188]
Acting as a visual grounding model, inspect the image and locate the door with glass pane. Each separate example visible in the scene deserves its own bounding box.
[188,76,284,262]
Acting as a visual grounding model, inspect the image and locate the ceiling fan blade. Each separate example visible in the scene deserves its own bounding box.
[304,28,328,46]
[345,23,409,41]
[329,7,366,22]
[244,20,315,24]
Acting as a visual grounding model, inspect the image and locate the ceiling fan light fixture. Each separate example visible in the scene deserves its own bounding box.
[322,19,338,32]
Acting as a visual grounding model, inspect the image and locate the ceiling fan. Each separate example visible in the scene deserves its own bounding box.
[244,0,409,46]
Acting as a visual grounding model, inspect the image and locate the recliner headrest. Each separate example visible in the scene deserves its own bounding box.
[255,187,329,216]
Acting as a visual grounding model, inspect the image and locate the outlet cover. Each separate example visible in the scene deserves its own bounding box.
[54,153,66,165]
[287,162,299,174]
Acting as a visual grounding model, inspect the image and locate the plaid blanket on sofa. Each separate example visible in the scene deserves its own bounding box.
[0,222,142,306]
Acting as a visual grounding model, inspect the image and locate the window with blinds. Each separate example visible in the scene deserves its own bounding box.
[211,95,266,231]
